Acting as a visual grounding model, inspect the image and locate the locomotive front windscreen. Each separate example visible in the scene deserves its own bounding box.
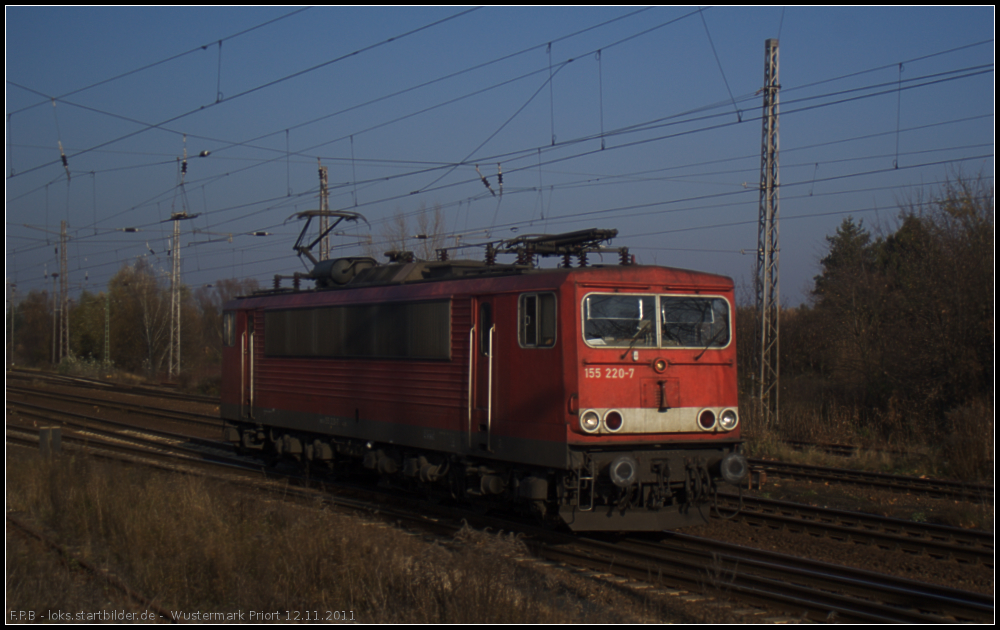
[583,294,730,350]
[659,296,729,348]
[583,294,656,347]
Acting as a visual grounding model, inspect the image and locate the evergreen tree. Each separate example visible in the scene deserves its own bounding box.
[799,176,993,436]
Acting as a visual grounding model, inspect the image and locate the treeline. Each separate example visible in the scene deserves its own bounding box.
[8,258,258,385]
[8,176,992,442]
[747,175,993,448]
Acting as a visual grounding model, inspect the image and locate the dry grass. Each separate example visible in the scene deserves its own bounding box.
[6,451,722,623]
[739,397,994,482]
[7,531,141,620]
[941,398,994,482]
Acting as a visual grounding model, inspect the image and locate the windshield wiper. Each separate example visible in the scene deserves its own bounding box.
[619,319,652,360]
[693,326,728,361]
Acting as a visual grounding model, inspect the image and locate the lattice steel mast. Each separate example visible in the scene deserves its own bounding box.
[318,160,330,261]
[168,137,198,378]
[58,220,69,361]
[755,38,780,430]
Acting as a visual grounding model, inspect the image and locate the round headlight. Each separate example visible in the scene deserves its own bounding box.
[581,410,601,433]
[719,409,738,431]
[604,410,624,432]
[698,409,717,431]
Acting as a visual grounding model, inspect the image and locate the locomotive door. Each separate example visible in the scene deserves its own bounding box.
[470,297,496,452]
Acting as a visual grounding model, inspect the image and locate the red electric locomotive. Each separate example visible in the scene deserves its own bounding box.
[220,214,748,531]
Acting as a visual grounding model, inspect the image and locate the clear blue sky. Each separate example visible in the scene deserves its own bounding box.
[5,6,994,306]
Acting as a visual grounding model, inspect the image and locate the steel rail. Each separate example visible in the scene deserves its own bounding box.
[7,399,222,450]
[717,492,993,567]
[610,532,993,623]
[750,458,994,504]
[6,367,218,405]
[7,384,222,430]
[9,420,993,624]
[7,374,993,623]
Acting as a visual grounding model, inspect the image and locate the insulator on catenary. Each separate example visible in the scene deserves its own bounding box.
[475,165,496,197]
[58,141,70,181]
[180,135,188,182]
[497,163,503,197]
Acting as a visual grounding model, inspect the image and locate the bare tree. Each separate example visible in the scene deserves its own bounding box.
[194,278,260,363]
[368,203,447,261]
[414,202,447,260]
[108,258,170,376]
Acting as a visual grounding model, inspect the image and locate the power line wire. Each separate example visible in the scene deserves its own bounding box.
[5,7,313,118]
[7,17,992,293]
[8,7,483,180]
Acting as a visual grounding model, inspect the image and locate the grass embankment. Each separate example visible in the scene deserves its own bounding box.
[737,399,994,530]
[6,453,549,622]
[6,451,711,623]
[739,398,994,482]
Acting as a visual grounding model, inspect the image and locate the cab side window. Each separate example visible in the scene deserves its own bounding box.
[519,293,556,348]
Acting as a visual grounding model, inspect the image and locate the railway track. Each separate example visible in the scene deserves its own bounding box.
[750,458,994,505]
[14,422,991,624]
[6,367,217,405]
[14,369,990,504]
[716,492,993,568]
[5,399,239,477]
[6,375,994,623]
[601,532,993,623]
[781,439,916,459]
[6,384,221,432]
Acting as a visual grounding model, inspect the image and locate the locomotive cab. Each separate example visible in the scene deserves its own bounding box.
[559,277,746,529]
